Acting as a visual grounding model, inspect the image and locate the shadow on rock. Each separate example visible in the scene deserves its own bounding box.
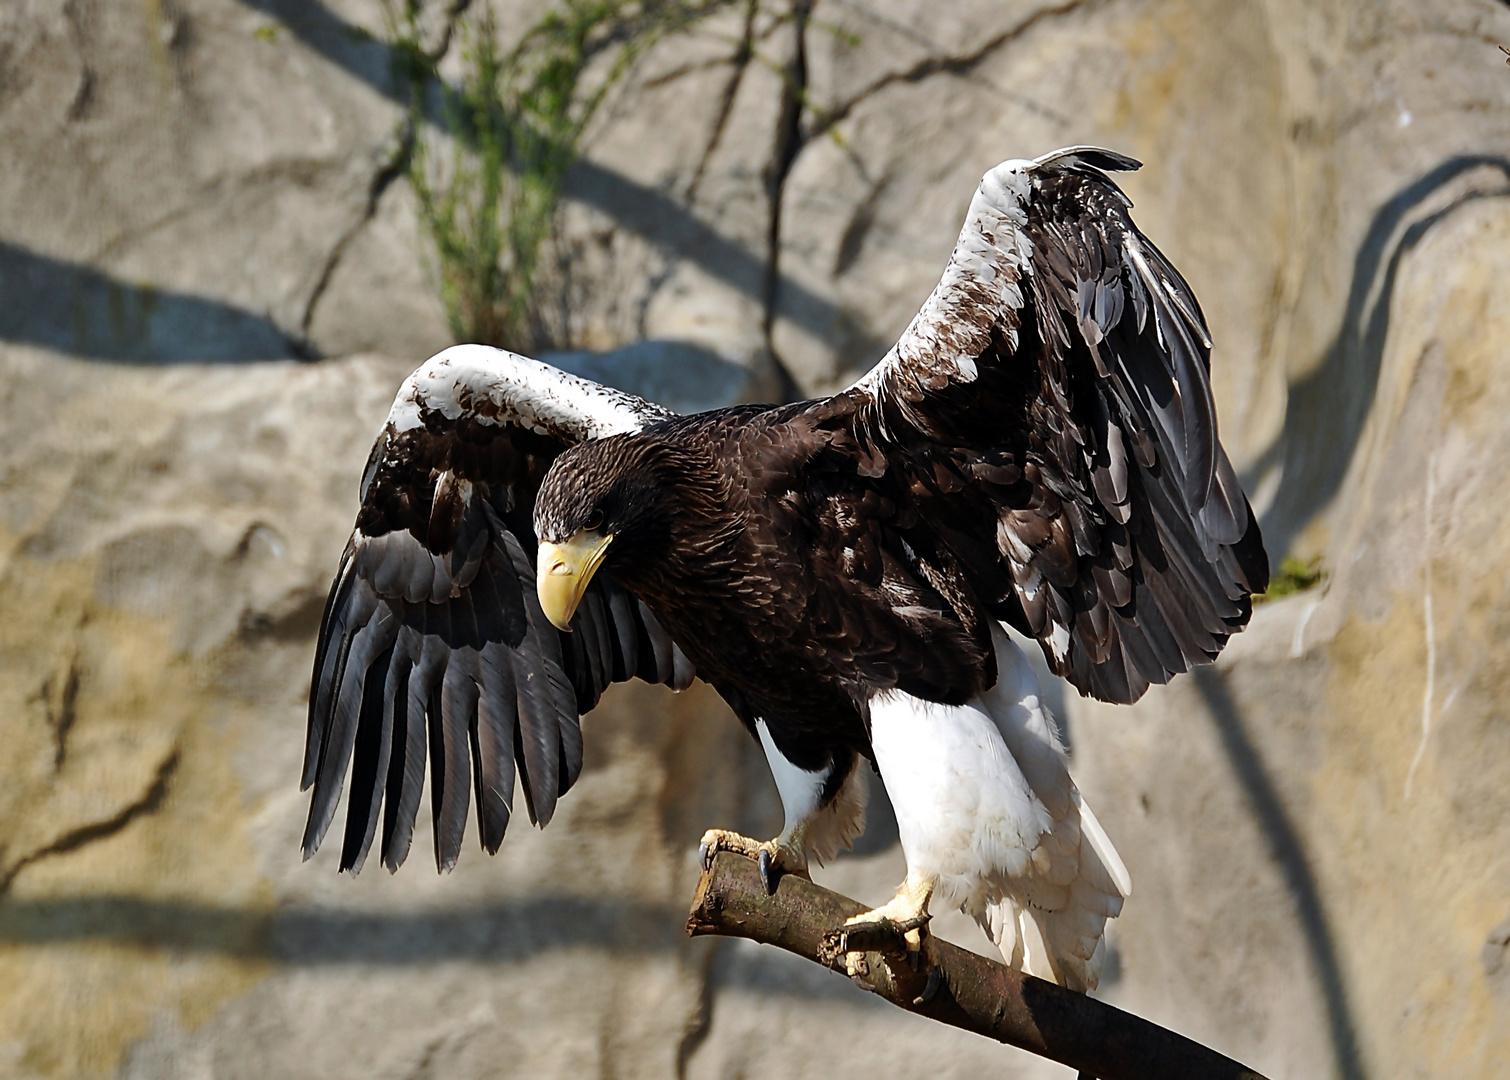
[0,242,298,364]
[1194,667,1366,1080]
[544,340,756,413]
[1253,155,1510,560]
[0,894,680,965]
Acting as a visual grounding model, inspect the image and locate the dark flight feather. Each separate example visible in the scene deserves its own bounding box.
[302,355,686,873]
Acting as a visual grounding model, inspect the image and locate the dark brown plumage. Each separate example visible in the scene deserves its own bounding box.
[301,147,1267,875]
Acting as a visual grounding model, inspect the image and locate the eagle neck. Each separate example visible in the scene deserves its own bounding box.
[643,493,743,606]
[606,437,743,609]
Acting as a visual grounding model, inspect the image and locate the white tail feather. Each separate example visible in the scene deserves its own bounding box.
[1078,791,1132,899]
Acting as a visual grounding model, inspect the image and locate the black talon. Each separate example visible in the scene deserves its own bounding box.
[912,964,942,1005]
[758,849,777,894]
[699,841,712,869]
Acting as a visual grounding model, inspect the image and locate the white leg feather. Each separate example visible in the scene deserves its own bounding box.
[756,721,867,864]
[757,720,826,831]
[869,624,1129,992]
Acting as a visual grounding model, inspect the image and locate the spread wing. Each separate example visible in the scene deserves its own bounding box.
[303,345,694,874]
[843,147,1269,704]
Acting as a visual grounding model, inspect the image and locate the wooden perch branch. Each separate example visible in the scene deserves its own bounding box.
[686,852,1269,1080]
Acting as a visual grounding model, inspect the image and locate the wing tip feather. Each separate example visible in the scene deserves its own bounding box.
[1032,145,1143,175]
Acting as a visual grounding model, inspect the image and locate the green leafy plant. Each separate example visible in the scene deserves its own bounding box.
[1257,555,1326,603]
[392,0,734,351]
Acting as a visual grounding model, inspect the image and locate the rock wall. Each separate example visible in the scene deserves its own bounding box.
[2,1,1510,1079]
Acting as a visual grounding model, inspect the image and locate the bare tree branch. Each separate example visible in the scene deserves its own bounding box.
[686,851,1269,1080]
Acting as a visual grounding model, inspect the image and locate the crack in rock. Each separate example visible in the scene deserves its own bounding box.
[294,129,415,356]
[47,658,82,773]
[757,0,1095,396]
[761,0,815,401]
[685,0,759,204]
[802,0,1095,141]
[63,0,99,122]
[296,0,475,357]
[0,750,180,896]
[674,939,722,1080]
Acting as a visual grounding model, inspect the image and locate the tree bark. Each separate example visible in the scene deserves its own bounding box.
[685,851,1269,1080]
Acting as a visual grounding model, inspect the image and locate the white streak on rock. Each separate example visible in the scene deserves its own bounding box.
[1291,597,1321,658]
[1405,451,1437,801]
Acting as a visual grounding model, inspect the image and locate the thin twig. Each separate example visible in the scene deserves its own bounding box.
[686,851,1269,1080]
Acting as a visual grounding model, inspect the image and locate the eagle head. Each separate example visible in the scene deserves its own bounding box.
[533,434,687,631]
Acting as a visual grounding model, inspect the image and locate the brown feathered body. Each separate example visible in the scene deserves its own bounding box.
[540,402,1000,774]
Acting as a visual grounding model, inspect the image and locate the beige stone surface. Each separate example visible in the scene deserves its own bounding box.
[0,0,449,362]
[3,1,1510,1079]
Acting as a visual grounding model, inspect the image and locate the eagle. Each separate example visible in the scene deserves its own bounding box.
[301,147,1267,992]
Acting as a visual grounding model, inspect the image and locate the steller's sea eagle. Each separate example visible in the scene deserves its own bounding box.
[301,147,1268,992]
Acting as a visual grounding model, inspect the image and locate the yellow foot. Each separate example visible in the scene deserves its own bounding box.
[839,875,936,977]
[698,828,809,894]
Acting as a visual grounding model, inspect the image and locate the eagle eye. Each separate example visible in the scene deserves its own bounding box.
[582,508,604,533]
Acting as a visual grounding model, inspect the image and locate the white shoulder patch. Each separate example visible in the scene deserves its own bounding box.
[848,157,1035,398]
[978,159,1035,211]
[388,344,675,439]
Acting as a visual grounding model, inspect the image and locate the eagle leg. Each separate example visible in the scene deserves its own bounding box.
[699,724,863,893]
[698,826,811,895]
[838,870,936,976]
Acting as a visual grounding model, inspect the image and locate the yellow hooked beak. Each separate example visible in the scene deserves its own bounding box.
[536,531,614,632]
